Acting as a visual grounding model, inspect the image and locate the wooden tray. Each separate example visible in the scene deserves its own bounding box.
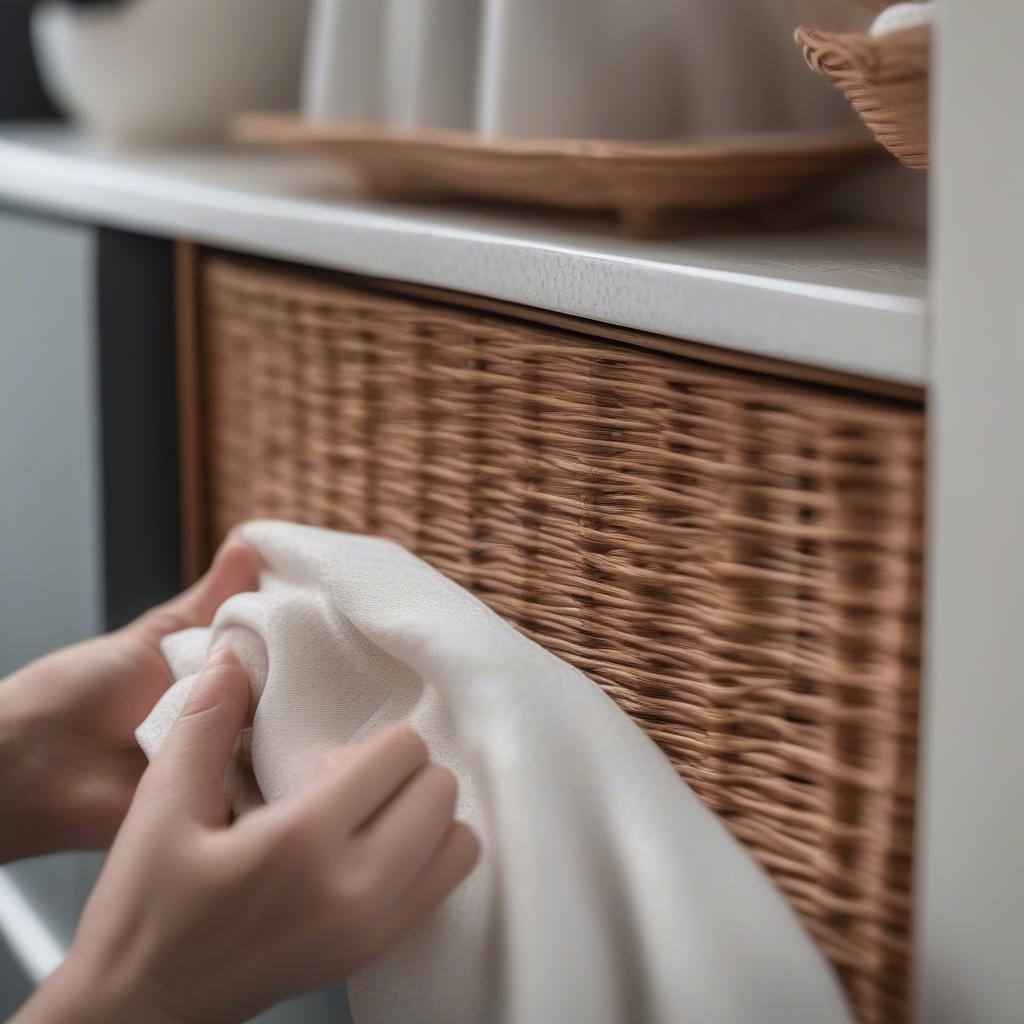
[233,113,881,233]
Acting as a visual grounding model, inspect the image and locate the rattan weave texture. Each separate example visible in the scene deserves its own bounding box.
[196,256,924,1024]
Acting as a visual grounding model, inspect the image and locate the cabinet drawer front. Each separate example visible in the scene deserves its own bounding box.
[190,254,924,1024]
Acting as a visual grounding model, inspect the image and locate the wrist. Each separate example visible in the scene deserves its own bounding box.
[17,954,189,1024]
[0,650,104,861]
[0,675,51,862]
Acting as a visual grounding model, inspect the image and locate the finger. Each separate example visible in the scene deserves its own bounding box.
[146,648,251,826]
[136,535,261,641]
[356,764,459,895]
[168,535,262,627]
[230,744,354,833]
[374,823,480,948]
[297,724,429,834]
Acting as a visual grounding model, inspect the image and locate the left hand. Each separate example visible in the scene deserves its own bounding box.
[0,535,260,862]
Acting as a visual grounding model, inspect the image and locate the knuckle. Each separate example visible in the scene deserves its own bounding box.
[175,697,221,731]
[267,809,316,862]
[182,681,220,716]
[335,864,380,919]
[201,835,252,891]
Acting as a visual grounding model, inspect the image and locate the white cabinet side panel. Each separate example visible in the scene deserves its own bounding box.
[918,0,1024,1019]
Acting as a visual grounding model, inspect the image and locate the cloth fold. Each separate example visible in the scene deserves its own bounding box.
[137,520,850,1024]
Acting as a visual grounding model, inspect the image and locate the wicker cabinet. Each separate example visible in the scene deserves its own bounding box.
[179,251,925,1024]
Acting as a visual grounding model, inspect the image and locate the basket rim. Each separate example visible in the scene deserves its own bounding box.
[795,24,930,87]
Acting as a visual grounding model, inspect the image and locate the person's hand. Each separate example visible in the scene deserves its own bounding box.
[18,651,480,1024]
[0,537,260,862]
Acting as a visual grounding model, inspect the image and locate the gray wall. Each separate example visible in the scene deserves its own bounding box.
[0,208,103,676]
[0,208,103,1017]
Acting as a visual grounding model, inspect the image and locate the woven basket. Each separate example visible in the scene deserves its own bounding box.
[185,253,924,1023]
[796,24,929,169]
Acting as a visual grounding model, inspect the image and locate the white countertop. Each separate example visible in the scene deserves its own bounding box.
[0,124,928,385]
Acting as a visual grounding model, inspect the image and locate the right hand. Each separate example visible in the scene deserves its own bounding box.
[19,649,480,1024]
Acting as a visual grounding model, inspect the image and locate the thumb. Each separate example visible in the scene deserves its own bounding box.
[171,536,262,628]
[133,535,261,645]
[148,648,251,827]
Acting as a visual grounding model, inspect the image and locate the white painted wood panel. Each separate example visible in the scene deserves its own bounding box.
[917,1,1024,1020]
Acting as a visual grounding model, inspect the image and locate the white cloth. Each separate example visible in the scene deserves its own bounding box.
[137,520,851,1024]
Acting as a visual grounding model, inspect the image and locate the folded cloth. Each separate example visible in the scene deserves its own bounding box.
[137,520,850,1024]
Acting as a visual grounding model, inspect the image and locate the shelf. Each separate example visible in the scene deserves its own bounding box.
[0,123,927,385]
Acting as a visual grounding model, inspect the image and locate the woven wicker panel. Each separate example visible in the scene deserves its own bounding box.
[196,256,923,1024]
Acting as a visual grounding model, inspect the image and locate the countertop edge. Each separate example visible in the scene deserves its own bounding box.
[0,131,929,386]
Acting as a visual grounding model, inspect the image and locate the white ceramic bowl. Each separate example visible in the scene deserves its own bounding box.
[33,0,311,145]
